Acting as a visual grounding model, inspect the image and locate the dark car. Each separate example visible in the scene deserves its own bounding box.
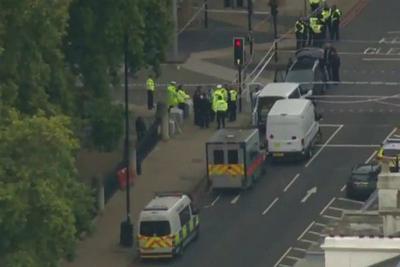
[346,163,381,201]
[285,48,328,95]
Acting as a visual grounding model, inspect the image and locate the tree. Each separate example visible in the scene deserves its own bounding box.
[0,111,94,267]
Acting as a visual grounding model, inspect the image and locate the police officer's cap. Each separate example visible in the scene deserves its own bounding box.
[170,81,177,85]
[217,84,222,89]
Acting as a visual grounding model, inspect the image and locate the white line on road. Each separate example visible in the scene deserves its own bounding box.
[283,173,300,192]
[305,125,343,168]
[315,144,380,148]
[320,197,336,215]
[262,197,279,215]
[297,221,315,240]
[287,255,302,260]
[299,239,319,245]
[363,58,400,61]
[365,151,377,164]
[387,31,400,34]
[340,184,347,192]
[329,206,345,212]
[384,128,398,142]
[320,124,343,127]
[323,214,341,220]
[292,247,307,253]
[273,247,292,267]
[211,195,220,206]
[230,194,240,204]
[301,187,317,203]
[315,222,327,227]
[309,231,325,237]
[337,197,364,205]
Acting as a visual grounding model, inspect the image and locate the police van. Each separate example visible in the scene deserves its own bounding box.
[206,128,266,190]
[137,192,199,259]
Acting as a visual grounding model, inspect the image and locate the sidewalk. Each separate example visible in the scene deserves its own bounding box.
[63,113,251,267]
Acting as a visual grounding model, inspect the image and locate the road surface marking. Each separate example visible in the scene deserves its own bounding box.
[278,264,291,267]
[287,255,302,260]
[309,231,325,237]
[273,247,292,267]
[297,221,315,240]
[292,247,307,252]
[315,144,380,148]
[320,124,344,127]
[388,31,400,34]
[340,185,347,192]
[283,173,300,192]
[337,197,364,205]
[363,58,400,61]
[315,222,327,227]
[301,187,317,203]
[383,128,398,142]
[320,197,336,215]
[329,206,345,212]
[262,197,279,215]
[211,195,220,206]
[305,125,343,168]
[323,214,341,220]
[230,194,240,204]
[299,239,319,245]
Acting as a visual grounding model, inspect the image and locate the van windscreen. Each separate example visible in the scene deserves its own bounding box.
[140,221,171,237]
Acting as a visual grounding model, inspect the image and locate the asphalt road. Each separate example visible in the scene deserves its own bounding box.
[134,1,400,266]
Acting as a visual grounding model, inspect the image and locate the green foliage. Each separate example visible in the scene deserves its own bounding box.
[0,111,94,267]
[87,99,124,152]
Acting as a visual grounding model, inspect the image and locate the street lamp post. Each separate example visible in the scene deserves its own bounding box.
[119,32,133,248]
[247,0,254,55]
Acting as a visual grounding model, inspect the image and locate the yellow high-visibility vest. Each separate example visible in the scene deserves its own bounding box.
[146,78,155,91]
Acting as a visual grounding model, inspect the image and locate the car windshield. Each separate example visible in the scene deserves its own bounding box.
[285,69,314,83]
[351,174,372,181]
[140,221,171,237]
[383,149,400,157]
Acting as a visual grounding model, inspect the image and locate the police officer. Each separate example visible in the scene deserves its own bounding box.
[167,81,178,111]
[330,47,341,84]
[198,93,210,128]
[321,3,332,43]
[193,86,202,126]
[309,0,321,12]
[177,85,190,113]
[146,75,155,110]
[310,14,324,47]
[215,95,228,129]
[331,5,342,41]
[295,17,306,49]
[228,87,238,122]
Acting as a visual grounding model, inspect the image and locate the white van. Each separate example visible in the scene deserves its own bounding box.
[137,193,199,259]
[266,99,321,159]
[251,82,310,130]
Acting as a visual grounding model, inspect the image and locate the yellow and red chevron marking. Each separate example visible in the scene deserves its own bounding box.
[208,164,244,176]
[139,235,174,249]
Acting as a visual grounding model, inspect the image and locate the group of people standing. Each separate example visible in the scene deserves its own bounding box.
[295,1,343,49]
[145,77,239,130]
[193,84,238,129]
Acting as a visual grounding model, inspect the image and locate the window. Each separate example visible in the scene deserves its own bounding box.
[289,89,301,99]
[228,150,239,164]
[179,206,191,226]
[213,150,224,164]
[140,221,171,236]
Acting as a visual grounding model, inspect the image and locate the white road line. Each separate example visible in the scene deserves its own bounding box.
[273,247,292,267]
[309,231,325,237]
[320,197,336,215]
[387,31,400,34]
[297,221,315,240]
[315,144,380,148]
[287,256,301,260]
[283,173,300,192]
[320,124,343,127]
[384,128,398,142]
[363,58,400,61]
[340,184,347,192]
[329,206,345,212]
[299,239,319,245]
[315,222,327,227]
[230,194,240,204]
[365,151,378,164]
[337,197,364,205]
[305,125,343,168]
[262,197,279,215]
[211,195,220,206]
[292,247,307,253]
[323,214,341,220]
[278,264,291,267]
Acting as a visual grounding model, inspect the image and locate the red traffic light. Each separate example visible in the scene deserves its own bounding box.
[235,39,242,47]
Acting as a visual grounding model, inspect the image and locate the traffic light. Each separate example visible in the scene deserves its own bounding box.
[233,37,245,66]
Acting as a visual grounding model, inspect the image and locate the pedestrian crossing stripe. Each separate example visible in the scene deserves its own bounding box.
[208,164,245,176]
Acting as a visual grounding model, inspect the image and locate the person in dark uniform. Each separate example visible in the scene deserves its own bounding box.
[199,93,210,128]
[193,86,202,126]
[135,116,147,143]
[330,47,341,84]
[331,5,342,41]
[323,43,334,81]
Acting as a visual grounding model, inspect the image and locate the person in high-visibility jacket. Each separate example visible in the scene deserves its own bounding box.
[177,85,190,112]
[212,84,224,114]
[310,14,324,47]
[215,95,228,129]
[295,17,306,49]
[228,87,238,122]
[146,75,156,110]
[330,5,342,41]
[321,3,332,43]
[309,0,321,12]
[167,81,178,111]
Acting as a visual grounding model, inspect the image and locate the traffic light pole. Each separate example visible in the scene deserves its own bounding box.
[204,0,208,29]
[247,0,253,55]
[238,64,242,113]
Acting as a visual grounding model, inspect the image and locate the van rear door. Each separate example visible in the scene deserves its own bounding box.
[267,120,303,154]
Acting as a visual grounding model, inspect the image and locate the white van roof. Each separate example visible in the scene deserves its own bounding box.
[258,82,300,98]
[142,193,189,213]
[268,99,312,116]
